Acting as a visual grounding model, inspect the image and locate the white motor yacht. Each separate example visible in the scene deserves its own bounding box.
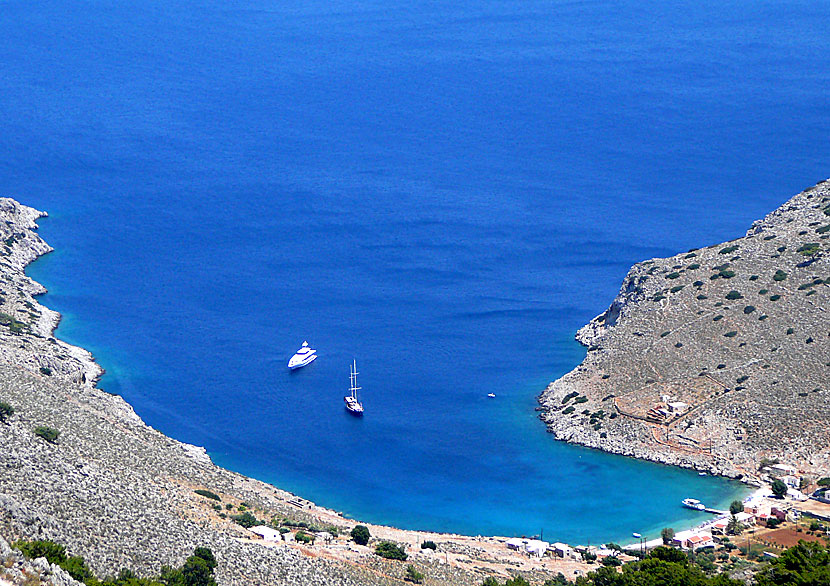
[288,341,317,370]
[682,498,706,511]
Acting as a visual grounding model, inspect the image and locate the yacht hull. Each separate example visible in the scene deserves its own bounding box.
[288,353,317,370]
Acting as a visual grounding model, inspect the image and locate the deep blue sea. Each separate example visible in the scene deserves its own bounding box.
[2,0,828,544]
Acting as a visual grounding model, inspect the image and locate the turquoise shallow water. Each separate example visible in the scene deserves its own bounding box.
[3,0,828,544]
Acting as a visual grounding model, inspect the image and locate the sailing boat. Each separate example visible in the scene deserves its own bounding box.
[344,359,364,415]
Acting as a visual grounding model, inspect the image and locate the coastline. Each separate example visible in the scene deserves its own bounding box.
[538,179,830,482]
[0,189,796,583]
[0,196,595,584]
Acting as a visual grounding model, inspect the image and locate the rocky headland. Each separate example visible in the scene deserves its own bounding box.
[0,198,588,585]
[539,179,830,482]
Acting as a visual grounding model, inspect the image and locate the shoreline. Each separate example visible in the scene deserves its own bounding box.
[0,196,594,584]
[538,178,830,483]
[0,193,775,584]
[23,206,748,546]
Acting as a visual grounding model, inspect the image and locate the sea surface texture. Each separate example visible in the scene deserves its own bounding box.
[2,0,828,544]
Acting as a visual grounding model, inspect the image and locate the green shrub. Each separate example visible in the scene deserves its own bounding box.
[759,289,768,295]
[405,565,424,584]
[816,225,830,234]
[770,294,781,301]
[195,489,221,501]
[724,331,737,338]
[773,270,787,281]
[670,285,684,293]
[750,274,760,280]
[697,294,708,300]
[0,401,14,423]
[719,269,736,279]
[666,272,681,279]
[574,396,588,404]
[561,391,579,404]
[232,511,259,528]
[713,315,723,321]
[375,541,408,561]
[653,294,666,301]
[13,540,67,565]
[725,290,742,300]
[295,530,313,544]
[786,328,794,335]
[688,263,700,270]
[39,366,52,376]
[34,426,59,443]
[797,243,820,256]
[743,305,755,314]
[351,524,371,545]
[12,540,96,585]
[562,406,575,414]
[736,376,749,383]
[421,540,437,550]
[806,290,816,296]
[660,331,670,337]
[719,245,739,255]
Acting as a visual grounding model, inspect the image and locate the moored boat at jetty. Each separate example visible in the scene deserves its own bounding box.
[682,498,706,511]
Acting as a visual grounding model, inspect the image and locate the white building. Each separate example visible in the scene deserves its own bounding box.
[769,463,798,477]
[525,540,550,557]
[551,542,575,559]
[250,525,282,541]
[672,530,714,550]
[781,475,800,488]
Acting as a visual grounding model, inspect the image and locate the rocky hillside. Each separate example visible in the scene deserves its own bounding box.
[539,179,830,481]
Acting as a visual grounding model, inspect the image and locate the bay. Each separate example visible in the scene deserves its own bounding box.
[3,0,829,543]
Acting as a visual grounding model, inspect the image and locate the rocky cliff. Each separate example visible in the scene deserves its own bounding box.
[539,180,830,481]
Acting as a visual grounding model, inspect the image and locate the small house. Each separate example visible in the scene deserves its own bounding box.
[781,475,800,489]
[769,463,798,477]
[525,540,550,557]
[250,525,282,542]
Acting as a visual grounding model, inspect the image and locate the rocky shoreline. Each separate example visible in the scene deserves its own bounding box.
[539,179,830,483]
[3,180,826,585]
[0,198,591,585]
